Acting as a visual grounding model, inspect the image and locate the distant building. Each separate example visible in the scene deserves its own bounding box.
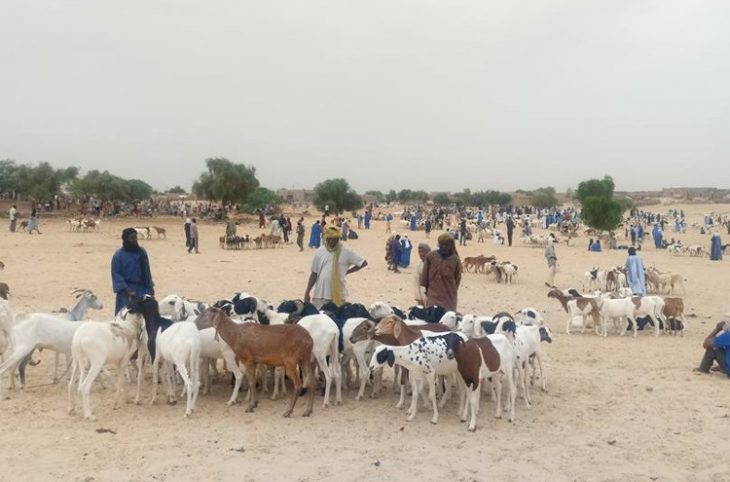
[277,189,315,204]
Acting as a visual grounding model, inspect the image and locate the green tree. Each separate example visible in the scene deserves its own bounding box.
[192,157,259,205]
[385,189,398,203]
[528,187,559,209]
[365,190,385,202]
[411,190,430,203]
[470,190,512,207]
[575,176,615,204]
[432,193,451,205]
[313,178,363,215]
[397,189,413,202]
[126,179,154,201]
[243,187,284,213]
[166,186,187,194]
[581,196,623,231]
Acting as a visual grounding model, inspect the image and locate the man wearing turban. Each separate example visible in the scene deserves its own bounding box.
[111,228,155,314]
[304,225,368,308]
[420,233,462,311]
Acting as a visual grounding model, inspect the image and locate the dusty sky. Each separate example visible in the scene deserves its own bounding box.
[1,1,728,193]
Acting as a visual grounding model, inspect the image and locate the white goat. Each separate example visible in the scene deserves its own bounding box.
[297,314,342,407]
[67,309,144,420]
[149,321,201,417]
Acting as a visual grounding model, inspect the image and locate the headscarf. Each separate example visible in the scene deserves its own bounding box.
[324,225,343,305]
[417,242,431,252]
[325,225,342,240]
[121,227,152,289]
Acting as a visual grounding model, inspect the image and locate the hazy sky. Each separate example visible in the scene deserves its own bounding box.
[1,1,729,193]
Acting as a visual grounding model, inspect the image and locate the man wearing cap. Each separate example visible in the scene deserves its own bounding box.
[304,225,367,309]
[420,234,462,311]
[697,313,730,377]
[111,228,155,314]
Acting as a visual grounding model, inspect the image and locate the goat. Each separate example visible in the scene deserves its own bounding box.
[547,288,602,334]
[17,289,104,386]
[584,267,607,292]
[67,307,145,420]
[196,307,315,417]
[151,226,167,239]
[645,267,685,294]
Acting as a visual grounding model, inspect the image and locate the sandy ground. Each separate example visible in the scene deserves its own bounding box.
[1,203,729,482]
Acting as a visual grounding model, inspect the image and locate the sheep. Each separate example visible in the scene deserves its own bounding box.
[442,332,516,430]
[492,313,532,408]
[584,267,607,292]
[458,314,496,338]
[662,297,687,335]
[0,291,104,397]
[645,267,685,294]
[295,314,342,407]
[495,313,552,394]
[368,332,466,424]
[196,307,315,417]
[547,288,603,334]
[134,296,201,417]
[0,299,13,364]
[515,307,544,326]
[374,315,462,412]
[67,307,145,420]
[151,226,167,239]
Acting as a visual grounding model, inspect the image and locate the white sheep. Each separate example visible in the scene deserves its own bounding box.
[67,309,144,420]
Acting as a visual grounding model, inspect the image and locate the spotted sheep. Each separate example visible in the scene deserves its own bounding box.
[368,331,466,425]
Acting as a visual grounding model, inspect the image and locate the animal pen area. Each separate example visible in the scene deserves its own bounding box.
[0,202,729,481]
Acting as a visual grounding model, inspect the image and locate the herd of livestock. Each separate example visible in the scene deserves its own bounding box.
[0,268,690,432]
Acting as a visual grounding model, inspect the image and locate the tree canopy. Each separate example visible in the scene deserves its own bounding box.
[527,187,559,209]
[192,158,259,205]
[243,187,284,213]
[575,176,615,204]
[313,178,363,214]
[68,170,153,202]
[0,160,78,201]
[575,176,624,231]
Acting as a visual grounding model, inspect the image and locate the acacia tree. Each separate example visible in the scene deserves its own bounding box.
[313,178,362,215]
[69,170,152,202]
[0,160,78,200]
[192,158,259,205]
[528,186,558,209]
[432,193,451,205]
[576,176,624,231]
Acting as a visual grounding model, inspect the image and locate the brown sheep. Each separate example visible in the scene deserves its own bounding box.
[196,307,315,417]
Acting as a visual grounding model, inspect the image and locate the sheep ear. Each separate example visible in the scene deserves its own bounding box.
[386,351,395,367]
[393,320,402,339]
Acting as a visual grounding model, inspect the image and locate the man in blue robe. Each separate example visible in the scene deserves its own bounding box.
[625,247,646,296]
[652,224,663,249]
[309,220,322,248]
[364,211,371,229]
[410,215,417,231]
[400,234,413,268]
[111,228,154,314]
[710,232,723,261]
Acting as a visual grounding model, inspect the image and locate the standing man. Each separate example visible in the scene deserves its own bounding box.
[420,234,462,311]
[304,226,368,308]
[111,228,154,315]
[184,218,192,251]
[459,218,468,247]
[424,217,432,239]
[625,247,646,295]
[27,203,41,234]
[506,216,515,247]
[389,234,402,273]
[710,231,723,261]
[544,234,558,286]
[296,217,306,252]
[413,243,431,305]
[8,205,18,232]
[188,218,200,253]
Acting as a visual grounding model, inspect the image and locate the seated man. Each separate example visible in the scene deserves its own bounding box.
[697,314,730,376]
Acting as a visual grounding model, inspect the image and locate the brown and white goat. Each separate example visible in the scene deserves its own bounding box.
[547,288,602,334]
